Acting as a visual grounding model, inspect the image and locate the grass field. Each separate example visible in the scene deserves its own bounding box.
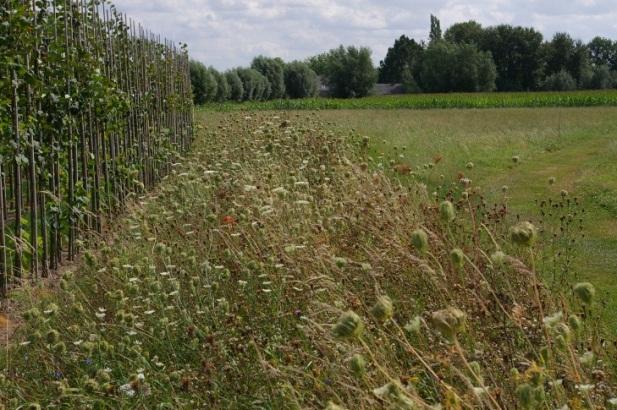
[205,90,617,111]
[313,107,617,334]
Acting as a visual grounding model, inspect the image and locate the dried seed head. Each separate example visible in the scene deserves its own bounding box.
[370,296,393,322]
[332,311,364,339]
[325,402,346,410]
[350,354,366,377]
[490,251,506,266]
[512,155,520,163]
[510,221,537,247]
[52,342,67,354]
[411,229,429,253]
[573,282,595,305]
[404,316,422,335]
[430,307,466,341]
[46,329,60,344]
[548,177,556,185]
[334,257,348,268]
[450,248,465,269]
[502,185,509,193]
[439,200,456,223]
[568,314,583,332]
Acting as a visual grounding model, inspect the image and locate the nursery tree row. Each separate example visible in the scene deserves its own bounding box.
[0,0,193,295]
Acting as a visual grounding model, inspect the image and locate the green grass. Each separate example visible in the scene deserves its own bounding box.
[312,107,617,334]
[205,90,617,111]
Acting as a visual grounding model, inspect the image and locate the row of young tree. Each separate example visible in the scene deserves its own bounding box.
[379,16,617,93]
[190,57,320,103]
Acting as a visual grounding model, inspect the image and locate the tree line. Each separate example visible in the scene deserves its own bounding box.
[191,15,617,103]
[190,57,321,104]
[380,16,617,93]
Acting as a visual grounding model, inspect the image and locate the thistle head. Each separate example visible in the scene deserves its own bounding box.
[510,221,537,247]
[332,311,364,339]
[350,354,366,377]
[490,251,506,266]
[370,296,393,322]
[411,229,429,253]
[573,282,595,305]
[439,200,456,223]
[450,248,465,269]
[430,307,466,342]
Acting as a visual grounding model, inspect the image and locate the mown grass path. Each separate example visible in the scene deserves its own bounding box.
[311,107,617,334]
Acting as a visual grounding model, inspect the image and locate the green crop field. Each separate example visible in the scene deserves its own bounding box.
[205,90,617,111]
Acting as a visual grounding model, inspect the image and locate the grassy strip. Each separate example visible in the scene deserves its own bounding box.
[203,90,617,111]
[1,111,615,408]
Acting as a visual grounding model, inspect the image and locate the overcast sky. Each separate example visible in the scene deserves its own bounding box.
[113,0,617,70]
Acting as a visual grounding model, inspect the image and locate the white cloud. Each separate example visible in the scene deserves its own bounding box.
[111,0,617,70]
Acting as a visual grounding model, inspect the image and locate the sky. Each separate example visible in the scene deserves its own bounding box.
[112,0,617,70]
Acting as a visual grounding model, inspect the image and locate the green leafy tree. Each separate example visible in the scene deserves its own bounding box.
[251,56,286,99]
[588,37,616,69]
[430,15,442,43]
[225,70,244,102]
[544,33,591,85]
[542,69,577,91]
[479,25,544,91]
[444,21,484,45]
[189,61,209,104]
[284,61,319,98]
[585,64,613,89]
[306,53,330,76]
[378,35,424,83]
[320,45,377,98]
[212,69,230,102]
[418,41,496,92]
[236,68,270,101]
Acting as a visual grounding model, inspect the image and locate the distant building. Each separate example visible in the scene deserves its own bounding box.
[372,83,405,96]
[317,77,405,97]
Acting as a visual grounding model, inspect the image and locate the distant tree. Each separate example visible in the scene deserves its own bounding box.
[429,15,442,43]
[378,35,424,83]
[189,61,208,104]
[225,70,244,102]
[479,25,544,91]
[320,45,377,98]
[400,65,422,93]
[306,53,330,76]
[251,56,286,98]
[418,41,496,92]
[236,68,270,101]
[588,37,617,69]
[284,61,318,98]
[444,21,484,45]
[544,33,591,86]
[211,69,230,102]
[584,64,613,89]
[542,69,577,91]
